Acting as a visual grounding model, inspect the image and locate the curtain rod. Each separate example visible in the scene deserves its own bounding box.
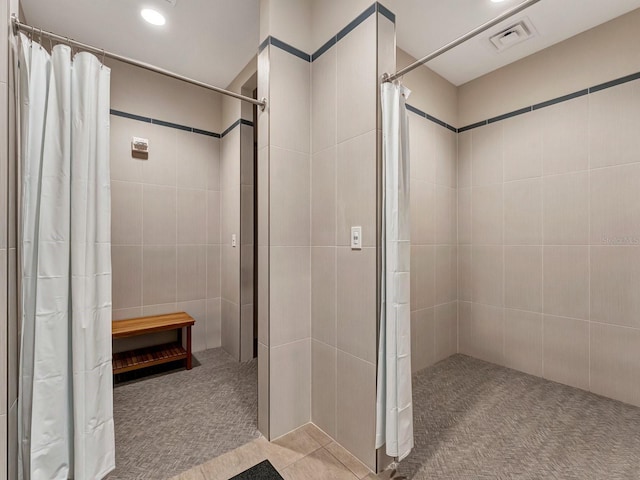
[11,14,267,110]
[382,0,542,83]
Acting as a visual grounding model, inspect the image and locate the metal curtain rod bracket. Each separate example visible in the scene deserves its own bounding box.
[10,14,267,111]
[382,0,542,82]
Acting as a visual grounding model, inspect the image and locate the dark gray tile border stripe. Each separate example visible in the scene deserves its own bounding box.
[459,70,640,132]
[110,109,223,138]
[312,37,336,62]
[337,4,377,42]
[458,120,487,133]
[152,118,192,132]
[407,103,457,133]
[488,106,532,124]
[532,89,588,111]
[269,37,311,62]
[221,118,255,138]
[377,2,396,23]
[110,109,152,124]
[589,71,640,93]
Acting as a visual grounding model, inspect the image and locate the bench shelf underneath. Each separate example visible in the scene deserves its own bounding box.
[112,312,195,374]
[112,342,188,375]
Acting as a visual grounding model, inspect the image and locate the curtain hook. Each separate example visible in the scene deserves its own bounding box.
[100,48,105,69]
[38,27,42,46]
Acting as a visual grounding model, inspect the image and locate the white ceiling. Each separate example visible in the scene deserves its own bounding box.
[20,0,640,88]
[392,0,640,85]
[20,0,260,88]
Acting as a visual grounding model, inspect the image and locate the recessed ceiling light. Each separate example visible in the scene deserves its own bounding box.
[141,8,166,26]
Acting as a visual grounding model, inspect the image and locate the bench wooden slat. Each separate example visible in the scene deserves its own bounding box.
[112,312,195,338]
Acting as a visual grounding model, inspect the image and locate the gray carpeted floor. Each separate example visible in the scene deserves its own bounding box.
[398,354,640,480]
[106,348,259,480]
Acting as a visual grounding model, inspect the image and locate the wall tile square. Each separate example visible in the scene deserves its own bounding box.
[312,340,337,438]
[312,247,336,347]
[472,246,503,307]
[504,309,542,376]
[472,185,503,245]
[590,163,640,246]
[435,127,457,187]
[312,147,337,246]
[504,246,542,312]
[458,187,472,245]
[270,246,311,347]
[312,46,337,154]
[541,95,588,175]
[543,246,589,319]
[435,302,457,363]
[112,246,142,310]
[336,351,376,471]
[142,246,177,306]
[207,190,221,245]
[472,303,504,365]
[591,246,640,328]
[503,110,542,182]
[221,298,239,360]
[176,130,214,190]
[337,247,377,363]
[590,322,640,406]
[270,47,311,153]
[270,147,310,247]
[411,245,435,311]
[177,189,206,245]
[472,122,503,186]
[410,115,436,184]
[337,131,377,247]
[221,244,240,305]
[337,15,376,143]
[143,184,177,245]
[411,180,435,245]
[543,171,589,245]
[543,315,589,390]
[111,181,142,245]
[206,138,221,191]
[271,339,311,439]
[435,185,457,245]
[457,130,472,188]
[458,246,472,302]
[206,298,221,349]
[458,301,473,356]
[504,178,542,245]
[142,124,177,186]
[435,245,457,306]
[177,245,206,302]
[411,307,435,372]
[589,80,640,169]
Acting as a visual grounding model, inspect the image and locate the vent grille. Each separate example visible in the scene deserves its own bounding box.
[489,19,537,52]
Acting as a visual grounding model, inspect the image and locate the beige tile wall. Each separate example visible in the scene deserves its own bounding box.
[309,8,399,472]
[458,77,640,406]
[110,115,222,354]
[409,110,458,373]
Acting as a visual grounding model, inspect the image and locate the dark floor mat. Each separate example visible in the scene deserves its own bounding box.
[229,460,284,480]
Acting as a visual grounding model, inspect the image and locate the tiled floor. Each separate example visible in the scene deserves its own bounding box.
[107,348,259,480]
[170,424,379,480]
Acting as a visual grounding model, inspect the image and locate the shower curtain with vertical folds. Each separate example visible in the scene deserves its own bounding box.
[376,81,413,462]
[18,34,115,480]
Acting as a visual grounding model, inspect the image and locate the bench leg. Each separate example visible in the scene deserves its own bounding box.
[186,325,192,370]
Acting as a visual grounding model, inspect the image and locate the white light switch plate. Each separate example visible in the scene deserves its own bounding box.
[351,226,362,250]
[232,234,237,247]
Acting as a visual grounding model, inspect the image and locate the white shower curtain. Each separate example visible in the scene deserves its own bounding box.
[18,34,115,480]
[376,81,413,461]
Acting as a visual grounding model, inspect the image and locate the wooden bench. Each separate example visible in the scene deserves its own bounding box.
[112,312,195,375]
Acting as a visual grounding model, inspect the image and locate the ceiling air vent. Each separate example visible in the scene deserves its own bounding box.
[489,19,536,52]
